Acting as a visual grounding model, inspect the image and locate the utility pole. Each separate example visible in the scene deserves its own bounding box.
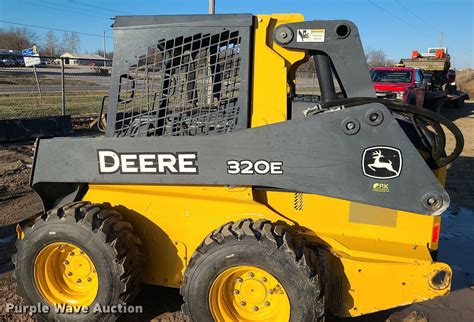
[103,31,106,67]
[209,0,215,14]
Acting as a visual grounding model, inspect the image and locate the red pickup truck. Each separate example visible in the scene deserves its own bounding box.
[370,67,426,108]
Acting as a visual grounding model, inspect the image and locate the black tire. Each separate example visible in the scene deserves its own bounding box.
[435,99,443,114]
[181,219,325,321]
[13,201,142,321]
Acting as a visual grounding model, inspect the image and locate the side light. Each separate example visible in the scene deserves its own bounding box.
[432,222,441,243]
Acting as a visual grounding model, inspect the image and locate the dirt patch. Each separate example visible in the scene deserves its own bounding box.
[387,310,429,322]
[460,79,474,99]
[0,144,33,191]
[0,273,33,322]
[0,193,42,225]
[0,272,188,322]
[0,143,42,225]
[443,101,474,209]
[457,69,474,98]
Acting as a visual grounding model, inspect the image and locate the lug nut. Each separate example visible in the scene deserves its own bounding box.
[262,277,267,283]
[76,279,82,283]
[248,272,255,278]
[273,285,283,294]
[236,277,243,283]
[80,251,85,255]
[264,301,270,307]
[240,301,246,307]
[58,244,65,251]
[67,272,73,276]
[87,277,92,282]
[63,260,69,265]
[233,289,240,295]
[252,306,259,312]
[69,251,74,256]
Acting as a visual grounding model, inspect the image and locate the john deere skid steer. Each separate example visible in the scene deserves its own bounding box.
[14,14,463,321]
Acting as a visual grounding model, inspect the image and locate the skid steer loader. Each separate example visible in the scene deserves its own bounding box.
[13,14,463,321]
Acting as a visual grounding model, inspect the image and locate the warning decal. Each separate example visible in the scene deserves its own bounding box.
[296,29,325,42]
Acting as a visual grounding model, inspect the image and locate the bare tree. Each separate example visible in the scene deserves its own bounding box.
[60,32,71,53]
[43,30,59,56]
[365,47,398,67]
[0,26,37,50]
[60,32,80,54]
[366,48,389,67]
[70,32,80,53]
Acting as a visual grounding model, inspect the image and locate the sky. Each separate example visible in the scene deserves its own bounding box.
[0,0,473,68]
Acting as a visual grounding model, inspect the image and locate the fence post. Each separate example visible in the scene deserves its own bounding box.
[61,57,66,115]
[103,31,107,67]
[32,65,42,98]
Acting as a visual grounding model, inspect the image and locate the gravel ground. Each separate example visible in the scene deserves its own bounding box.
[0,102,473,321]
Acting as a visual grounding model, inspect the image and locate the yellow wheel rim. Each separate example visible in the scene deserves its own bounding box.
[209,266,290,321]
[34,242,99,307]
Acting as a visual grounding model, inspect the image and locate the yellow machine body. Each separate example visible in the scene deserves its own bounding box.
[84,14,451,317]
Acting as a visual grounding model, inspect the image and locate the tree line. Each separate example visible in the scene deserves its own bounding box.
[0,26,111,58]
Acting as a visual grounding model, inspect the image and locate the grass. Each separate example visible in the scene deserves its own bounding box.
[0,75,96,86]
[0,91,108,119]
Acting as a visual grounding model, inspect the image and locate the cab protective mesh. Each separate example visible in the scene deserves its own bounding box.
[114,30,241,137]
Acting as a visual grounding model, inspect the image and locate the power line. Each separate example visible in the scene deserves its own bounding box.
[367,0,417,29]
[41,0,116,18]
[395,0,440,32]
[395,0,429,26]
[69,0,132,15]
[367,0,437,41]
[0,20,113,39]
[19,0,112,20]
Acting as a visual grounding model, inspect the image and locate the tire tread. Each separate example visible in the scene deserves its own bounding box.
[13,201,142,321]
[180,218,325,321]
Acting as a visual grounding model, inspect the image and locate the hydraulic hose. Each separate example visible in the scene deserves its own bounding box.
[320,97,464,169]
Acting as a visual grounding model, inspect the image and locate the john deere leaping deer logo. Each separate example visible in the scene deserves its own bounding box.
[368,150,398,174]
[362,147,402,179]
